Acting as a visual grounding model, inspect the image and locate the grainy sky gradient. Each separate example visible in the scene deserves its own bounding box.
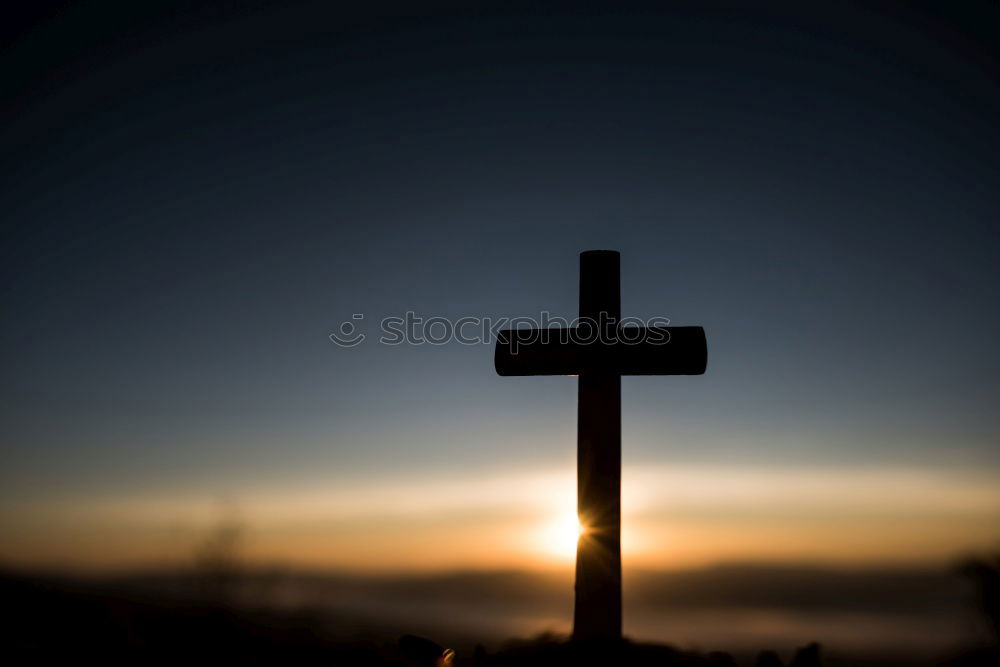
[1,0,998,573]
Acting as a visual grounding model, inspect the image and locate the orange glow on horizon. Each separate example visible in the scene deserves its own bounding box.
[1,463,997,573]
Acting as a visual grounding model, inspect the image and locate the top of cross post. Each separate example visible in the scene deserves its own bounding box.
[579,250,621,322]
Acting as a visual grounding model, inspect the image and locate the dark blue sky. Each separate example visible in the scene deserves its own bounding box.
[1,1,997,511]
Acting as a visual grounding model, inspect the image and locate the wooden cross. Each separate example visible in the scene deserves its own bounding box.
[494,250,707,642]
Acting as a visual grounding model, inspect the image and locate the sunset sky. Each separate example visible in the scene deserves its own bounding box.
[1,1,998,575]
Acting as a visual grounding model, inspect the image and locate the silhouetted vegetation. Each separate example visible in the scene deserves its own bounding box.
[940,556,1000,667]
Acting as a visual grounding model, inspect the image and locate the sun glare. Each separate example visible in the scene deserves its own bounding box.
[538,512,584,560]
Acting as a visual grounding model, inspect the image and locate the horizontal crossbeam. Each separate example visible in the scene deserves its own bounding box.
[494,326,707,376]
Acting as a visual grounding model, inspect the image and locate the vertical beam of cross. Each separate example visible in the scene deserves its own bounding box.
[573,250,622,641]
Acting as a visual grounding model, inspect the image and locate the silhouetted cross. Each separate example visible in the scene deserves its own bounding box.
[494,250,707,642]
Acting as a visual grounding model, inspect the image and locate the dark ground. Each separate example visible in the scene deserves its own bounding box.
[1,562,997,666]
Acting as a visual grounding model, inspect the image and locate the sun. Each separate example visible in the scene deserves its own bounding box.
[538,511,584,560]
